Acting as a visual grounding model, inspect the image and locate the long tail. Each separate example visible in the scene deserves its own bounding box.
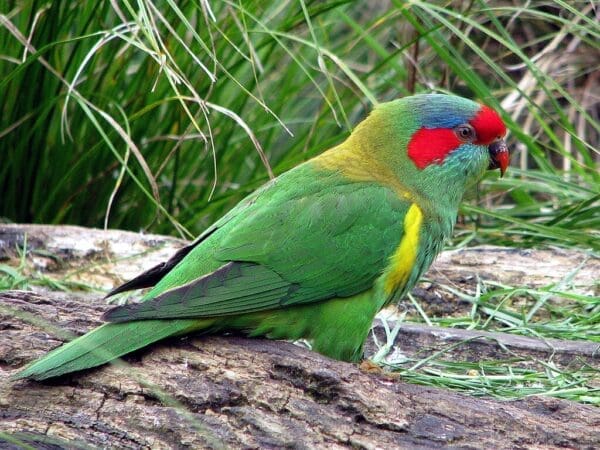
[13,319,204,381]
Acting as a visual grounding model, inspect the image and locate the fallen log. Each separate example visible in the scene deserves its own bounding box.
[0,225,598,448]
[1,290,599,449]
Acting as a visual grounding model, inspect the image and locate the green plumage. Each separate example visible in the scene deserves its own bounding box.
[16,94,506,380]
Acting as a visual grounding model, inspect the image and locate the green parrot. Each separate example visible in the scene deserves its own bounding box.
[15,93,508,380]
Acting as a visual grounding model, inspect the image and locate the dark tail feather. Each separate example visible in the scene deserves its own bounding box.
[105,243,198,298]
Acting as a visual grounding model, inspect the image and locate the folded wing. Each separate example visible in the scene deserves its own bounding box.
[103,177,411,323]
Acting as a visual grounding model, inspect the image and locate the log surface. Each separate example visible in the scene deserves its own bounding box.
[2,290,599,449]
[0,225,598,449]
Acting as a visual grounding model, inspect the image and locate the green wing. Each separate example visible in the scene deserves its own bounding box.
[103,167,410,322]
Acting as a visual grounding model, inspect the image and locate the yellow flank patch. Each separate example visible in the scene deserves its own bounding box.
[384,204,423,294]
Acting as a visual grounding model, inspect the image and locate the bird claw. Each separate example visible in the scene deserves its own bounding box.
[359,359,384,374]
[359,359,401,379]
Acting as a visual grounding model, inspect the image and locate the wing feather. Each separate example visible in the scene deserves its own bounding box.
[103,169,412,323]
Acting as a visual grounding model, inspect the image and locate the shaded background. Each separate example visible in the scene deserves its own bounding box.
[1,0,598,247]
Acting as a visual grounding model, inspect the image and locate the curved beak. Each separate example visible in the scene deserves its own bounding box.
[488,139,509,177]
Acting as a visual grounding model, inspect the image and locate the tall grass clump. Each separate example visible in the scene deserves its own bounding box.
[2,1,597,244]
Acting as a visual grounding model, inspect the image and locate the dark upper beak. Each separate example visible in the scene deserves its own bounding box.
[488,139,509,177]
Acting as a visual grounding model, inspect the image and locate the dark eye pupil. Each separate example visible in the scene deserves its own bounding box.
[457,126,472,139]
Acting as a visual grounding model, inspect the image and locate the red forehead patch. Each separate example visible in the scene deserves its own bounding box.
[471,105,506,145]
[407,128,460,169]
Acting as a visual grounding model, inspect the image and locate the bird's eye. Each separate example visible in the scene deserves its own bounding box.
[455,124,476,142]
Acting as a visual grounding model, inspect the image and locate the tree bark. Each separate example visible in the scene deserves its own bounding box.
[0,225,598,449]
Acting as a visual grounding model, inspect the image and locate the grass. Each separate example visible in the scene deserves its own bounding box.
[397,358,598,404]
[371,315,597,405]
[1,0,598,417]
[372,275,599,404]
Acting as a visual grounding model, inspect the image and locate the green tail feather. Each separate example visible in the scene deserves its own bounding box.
[14,319,201,381]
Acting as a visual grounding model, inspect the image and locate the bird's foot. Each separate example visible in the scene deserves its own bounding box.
[358,359,400,380]
[359,359,383,374]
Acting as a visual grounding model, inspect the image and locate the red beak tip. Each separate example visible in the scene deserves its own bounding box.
[498,151,509,177]
[489,139,509,176]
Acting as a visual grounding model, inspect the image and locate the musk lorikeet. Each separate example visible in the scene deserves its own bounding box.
[15,93,508,380]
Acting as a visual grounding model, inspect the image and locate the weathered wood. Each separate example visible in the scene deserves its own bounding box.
[0,224,599,448]
[0,224,186,291]
[1,290,599,449]
[367,321,600,371]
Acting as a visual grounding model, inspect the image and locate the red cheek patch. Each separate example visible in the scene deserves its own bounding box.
[407,128,461,170]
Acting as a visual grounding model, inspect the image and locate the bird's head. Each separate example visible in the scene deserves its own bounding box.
[338,93,509,206]
[401,94,509,181]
